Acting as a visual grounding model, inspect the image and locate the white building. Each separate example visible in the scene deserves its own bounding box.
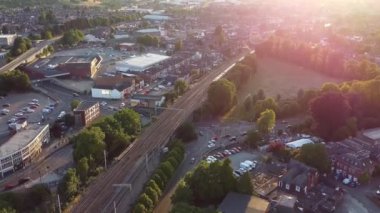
[136,28,163,36]
[0,34,17,46]
[285,138,314,149]
[143,15,171,21]
[0,124,50,177]
[116,53,170,72]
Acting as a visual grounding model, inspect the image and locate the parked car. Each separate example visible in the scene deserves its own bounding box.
[230,136,237,141]
[32,99,39,103]
[2,103,10,107]
[241,131,247,136]
[72,92,80,97]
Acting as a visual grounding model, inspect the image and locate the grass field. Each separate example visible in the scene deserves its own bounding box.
[225,57,343,121]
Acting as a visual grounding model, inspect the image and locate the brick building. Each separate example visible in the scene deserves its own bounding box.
[74,101,100,127]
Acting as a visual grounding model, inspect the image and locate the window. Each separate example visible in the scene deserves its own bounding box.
[295,186,301,192]
[285,184,290,190]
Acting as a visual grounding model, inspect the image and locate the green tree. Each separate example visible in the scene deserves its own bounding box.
[41,30,53,39]
[171,180,193,204]
[94,117,131,159]
[114,108,141,135]
[175,122,197,143]
[0,207,16,213]
[309,92,351,140]
[214,25,225,46]
[71,99,80,111]
[72,127,106,166]
[138,194,154,212]
[236,173,253,195]
[175,39,183,51]
[297,143,330,173]
[245,130,262,148]
[145,186,159,205]
[133,203,148,213]
[147,180,162,196]
[58,168,80,202]
[174,80,188,95]
[61,29,84,46]
[256,109,276,135]
[77,157,89,184]
[207,79,236,116]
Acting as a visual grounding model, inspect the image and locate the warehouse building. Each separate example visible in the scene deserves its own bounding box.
[24,55,102,79]
[0,124,50,177]
[115,53,170,72]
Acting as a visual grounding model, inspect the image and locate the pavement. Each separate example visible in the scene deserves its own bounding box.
[72,51,252,213]
[336,179,380,213]
[0,137,73,191]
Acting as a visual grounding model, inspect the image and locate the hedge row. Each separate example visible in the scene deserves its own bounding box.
[133,141,185,213]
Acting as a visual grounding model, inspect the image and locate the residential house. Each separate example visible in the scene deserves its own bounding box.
[73,101,100,127]
[278,160,319,195]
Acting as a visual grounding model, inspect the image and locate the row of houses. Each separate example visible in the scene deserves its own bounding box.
[277,128,380,197]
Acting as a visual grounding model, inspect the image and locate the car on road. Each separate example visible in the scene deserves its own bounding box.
[199,131,204,136]
[190,157,195,164]
[73,92,80,97]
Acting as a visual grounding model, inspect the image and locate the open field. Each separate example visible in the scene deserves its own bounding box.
[238,57,343,101]
[226,57,343,121]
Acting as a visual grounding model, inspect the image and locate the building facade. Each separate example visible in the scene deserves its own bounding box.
[74,101,100,126]
[0,124,50,177]
[0,34,17,46]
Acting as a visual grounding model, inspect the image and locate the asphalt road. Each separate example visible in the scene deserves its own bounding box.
[72,51,253,213]
[0,37,61,73]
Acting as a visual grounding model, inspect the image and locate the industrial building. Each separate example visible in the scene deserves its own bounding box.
[91,73,140,99]
[74,101,100,127]
[0,34,17,46]
[115,53,170,72]
[0,124,50,177]
[24,55,102,79]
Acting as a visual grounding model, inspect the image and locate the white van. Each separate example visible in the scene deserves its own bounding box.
[240,162,252,171]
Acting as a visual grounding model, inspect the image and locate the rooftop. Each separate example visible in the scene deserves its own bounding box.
[74,101,99,111]
[0,124,48,158]
[363,128,380,141]
[0,34,17,38]
[136,28,161,33]
[116,53,170,72]
[218,192,270,213]
[285,138,313,149]
[143,15,171,20]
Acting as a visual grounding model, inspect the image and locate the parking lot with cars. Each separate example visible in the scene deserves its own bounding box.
[0,92,59,139]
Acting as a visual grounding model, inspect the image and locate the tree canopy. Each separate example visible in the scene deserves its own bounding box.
[256,109,276,135]
[206,79,236,116]
[72,127,106,164]
[114,108,141,136]
[297,143,330,173]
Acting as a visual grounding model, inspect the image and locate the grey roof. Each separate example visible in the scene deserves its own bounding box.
[131,94,163,101]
